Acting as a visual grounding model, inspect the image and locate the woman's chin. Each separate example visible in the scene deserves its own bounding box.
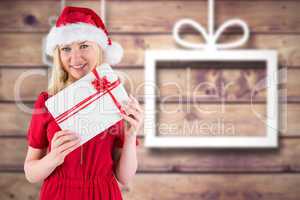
[70,69,89,80]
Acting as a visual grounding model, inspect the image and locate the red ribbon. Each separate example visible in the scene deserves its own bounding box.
[91,69,126,116]
[55,68,126,124]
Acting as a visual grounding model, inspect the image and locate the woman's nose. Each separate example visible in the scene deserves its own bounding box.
[69,49,83,65]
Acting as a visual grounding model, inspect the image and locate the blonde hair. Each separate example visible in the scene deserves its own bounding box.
[48,44,102,95]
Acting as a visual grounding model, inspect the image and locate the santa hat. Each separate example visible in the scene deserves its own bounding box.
[45,6,123,65]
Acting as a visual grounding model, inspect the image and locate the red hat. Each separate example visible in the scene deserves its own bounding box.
[46,6,123,65]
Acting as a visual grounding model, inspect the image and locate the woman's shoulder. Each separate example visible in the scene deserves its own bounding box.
[33,91,50,108]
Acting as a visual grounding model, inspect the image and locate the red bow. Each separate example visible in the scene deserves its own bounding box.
[90,75,126,115]
[91,76,112,92]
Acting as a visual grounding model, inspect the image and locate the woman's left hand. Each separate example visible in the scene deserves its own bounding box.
[120,94,144,137]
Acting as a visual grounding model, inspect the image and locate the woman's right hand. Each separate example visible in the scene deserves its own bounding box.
[47,130,81,167]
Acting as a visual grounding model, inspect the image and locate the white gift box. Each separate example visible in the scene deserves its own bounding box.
[45,63,129,145]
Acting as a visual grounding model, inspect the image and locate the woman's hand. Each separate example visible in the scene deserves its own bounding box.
[120,94,144,137]
[47,130,80,167]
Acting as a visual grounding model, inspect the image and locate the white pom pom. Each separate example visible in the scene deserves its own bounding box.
[104,41,124,65]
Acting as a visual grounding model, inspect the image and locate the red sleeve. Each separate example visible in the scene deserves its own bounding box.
[112,119,139,148]
[27,92,50,149]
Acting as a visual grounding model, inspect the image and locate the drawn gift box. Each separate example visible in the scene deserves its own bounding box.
[144,0,278,148]
[45,63,129,145]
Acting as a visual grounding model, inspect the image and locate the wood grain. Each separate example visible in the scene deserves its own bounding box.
[0,67,143,101]
[0,173,40,200]
[0,1,299,200]
[0,172,300,200]
[1,138,300,172]
[0,1,299,33]
[157,103,267,137]
[1,33,299,67]
[126,174,300,200]
[1,101,299,137]
[0,67,299,102]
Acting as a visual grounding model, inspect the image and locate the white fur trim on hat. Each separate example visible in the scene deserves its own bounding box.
[104,41,124,65]
[45,22,123,65]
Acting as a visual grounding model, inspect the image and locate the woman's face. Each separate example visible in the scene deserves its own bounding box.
[59,41,100,82]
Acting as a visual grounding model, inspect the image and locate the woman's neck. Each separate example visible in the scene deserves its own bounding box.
[66,75,77,85]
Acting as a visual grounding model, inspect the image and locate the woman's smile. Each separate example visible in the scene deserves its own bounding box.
[70,63,88,70]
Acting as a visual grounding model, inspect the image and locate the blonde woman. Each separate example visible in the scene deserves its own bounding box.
[24,6,143,200]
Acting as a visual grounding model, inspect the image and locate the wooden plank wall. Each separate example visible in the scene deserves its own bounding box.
[0,0,300,199]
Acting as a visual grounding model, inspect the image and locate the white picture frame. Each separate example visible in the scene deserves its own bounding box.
[144,50,278,148]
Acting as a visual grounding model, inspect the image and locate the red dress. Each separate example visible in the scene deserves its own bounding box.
[27,91,139,200]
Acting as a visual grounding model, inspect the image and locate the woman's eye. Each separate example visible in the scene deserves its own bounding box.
[80,44,89,49]
[61,47,71,52]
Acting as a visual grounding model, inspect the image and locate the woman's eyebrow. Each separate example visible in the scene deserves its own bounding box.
[79,41,88,44]
[60,44,70,48]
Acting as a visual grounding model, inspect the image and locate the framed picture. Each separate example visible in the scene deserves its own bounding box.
[144,50,278,148]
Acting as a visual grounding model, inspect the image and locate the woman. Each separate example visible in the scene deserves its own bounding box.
[24,6,143,200]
